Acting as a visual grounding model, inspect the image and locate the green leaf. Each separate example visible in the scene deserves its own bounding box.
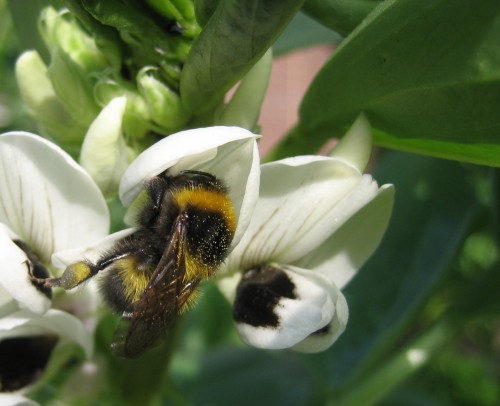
[492,169,500,244]
[180,0,305,114]
[194,0,221,27]
[309,152,479,389]
[303,0,381,37]
[172,347,317,405]
[273,12,341,56]
[297,0,500,167]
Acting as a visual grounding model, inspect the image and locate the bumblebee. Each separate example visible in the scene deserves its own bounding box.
[38,170,236,358]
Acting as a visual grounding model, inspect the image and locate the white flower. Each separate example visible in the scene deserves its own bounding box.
[0,132,109,393]
[119,126,261,247]
[217,115,395,353]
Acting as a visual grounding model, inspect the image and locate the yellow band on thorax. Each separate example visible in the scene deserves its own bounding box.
[173,187,237,235]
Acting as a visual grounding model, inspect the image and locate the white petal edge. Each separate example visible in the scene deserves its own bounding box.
[0,309,93,359]
[298,184,395,289]
[0,132,109,262]
[52,228,135,269]
[227,156,377,272]
[0,224,50,314]
[0,394,39,406]
[119,126,261,247]
[120,126,259,204]
[235,266,337,350]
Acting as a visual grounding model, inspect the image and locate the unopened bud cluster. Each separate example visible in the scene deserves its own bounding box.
[16,5,197,153]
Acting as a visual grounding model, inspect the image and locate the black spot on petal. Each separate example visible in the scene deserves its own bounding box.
[233,265,296,328]
[0,335,58,392]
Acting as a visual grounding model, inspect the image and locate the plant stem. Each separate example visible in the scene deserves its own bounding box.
[109,318,184,406]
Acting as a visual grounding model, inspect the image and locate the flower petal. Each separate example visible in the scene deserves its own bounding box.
[119,126,260,246]
[291,286,348,353]
[80,96,133,197]
[0,394,39,405]
[0,309,93,359]
[232,265,338,350]
[216,272,241,304]
[0,224,50,314]
[297,185,395,288]
[227,156,380,271]
[51,228,135,269]
[0,132,109,262]
[0,288,17,318]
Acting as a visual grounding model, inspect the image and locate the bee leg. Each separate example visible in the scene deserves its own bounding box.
[24,260,52,298]
[40,260,100,290]
[177,279,201,307]
[37,248,139,291]
[25,260,49,286]
[56,250,143,290]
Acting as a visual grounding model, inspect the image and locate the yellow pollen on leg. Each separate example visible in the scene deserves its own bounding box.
[59,262,93,289]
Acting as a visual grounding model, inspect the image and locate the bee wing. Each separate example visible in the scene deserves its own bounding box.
[111,214,199,358]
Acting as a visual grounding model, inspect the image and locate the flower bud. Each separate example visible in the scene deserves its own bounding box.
[146,0,184,21]
[122,91,155,141]
[215,48,272,131]
[329,113,373,173]
[39,7,108,73]
[80,97,136,197]
[15,51,87,146]
[94,77,156,142]
[47,48,100,128]
[145,0,200,37]
[137,67,190,131]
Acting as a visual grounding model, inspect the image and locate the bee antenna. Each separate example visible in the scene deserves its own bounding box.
[180,170,217,182]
